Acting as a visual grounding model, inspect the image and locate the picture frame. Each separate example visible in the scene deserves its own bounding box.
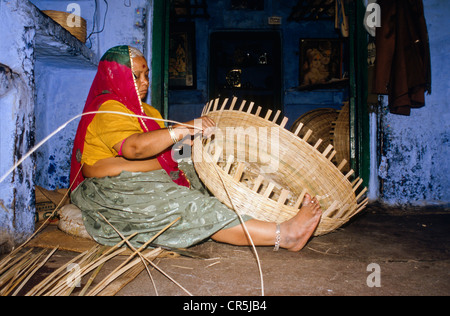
[298,38,344,88]
[169,22,196,89]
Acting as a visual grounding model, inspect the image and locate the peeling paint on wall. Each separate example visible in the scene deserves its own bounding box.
[380,1,450,206]
[34,59,96,189]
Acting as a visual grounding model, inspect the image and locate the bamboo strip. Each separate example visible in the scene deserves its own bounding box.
[294,122,304,136]
[252,175,264,192]
[294,188,308,209]
[220,98,229,111]
[233,162,245,182]
[229,97,238,111]
[255,106,262,117]
[355,187,368,202]
[272,110,281,123]
[43,245,105,296]
[337,159,347,171]
[205,99,213,115]
[313,139,323,149]
[322,144,333,157]
[322,200,340,218]
[0,248,33,277]
[25,248,92,296]
[30,236,133,296]
[280,117,288,129]
[0,249,35,289]
[96,256,148,296]
[263,182,275,199]
[45,247,126,296]
[223,155,235,174]
[212,98,220,112]
[347,198,369,219]
[11,247,58,296]
[277,189,290,205]
[247,102,254,114]
[238,100,246,112]
[328,150,337,161]
[0,250,45,296]
[78,247,109,296]
[352,178,364,192]
[302,129,313,142]
[351,177,360,186]
[88,215,190,296]
[212,146,223,163]
[344,169,354,179]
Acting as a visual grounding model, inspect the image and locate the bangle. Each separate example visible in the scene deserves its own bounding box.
[273,223,281,251]
[168,126,179,144]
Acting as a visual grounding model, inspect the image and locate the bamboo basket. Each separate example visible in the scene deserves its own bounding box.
[331,102,350,173]
[192,98,368,236]
[290,108,338,154]
[43,10,87,43]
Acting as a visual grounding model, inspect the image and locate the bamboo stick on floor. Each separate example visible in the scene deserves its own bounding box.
[87,214,191,296]
[25,234,136,296]
[11,247,58,296]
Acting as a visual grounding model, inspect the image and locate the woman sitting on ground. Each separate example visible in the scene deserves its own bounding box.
[69,45,322,252]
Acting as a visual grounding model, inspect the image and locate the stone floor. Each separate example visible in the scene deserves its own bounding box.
[3,202,449,298]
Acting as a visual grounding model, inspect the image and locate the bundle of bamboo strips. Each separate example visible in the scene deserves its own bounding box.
[0,217,190,296]
[0,163,193,296]
[0,247,57,296]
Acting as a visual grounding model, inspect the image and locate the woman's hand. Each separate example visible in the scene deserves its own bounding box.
[174,116,216,141]
[114,116,216,160]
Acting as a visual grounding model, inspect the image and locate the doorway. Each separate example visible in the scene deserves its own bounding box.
[209,31,282,115]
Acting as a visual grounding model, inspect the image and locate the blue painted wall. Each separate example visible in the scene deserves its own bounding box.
[29,0,148,190]
[379,0,450,206]
[34,59,96,189]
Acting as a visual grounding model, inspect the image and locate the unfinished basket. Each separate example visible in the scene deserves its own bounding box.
[43,10,87,43]
[192,98,368,236]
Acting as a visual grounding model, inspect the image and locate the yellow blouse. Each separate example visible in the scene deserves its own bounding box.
[81,100,165,166]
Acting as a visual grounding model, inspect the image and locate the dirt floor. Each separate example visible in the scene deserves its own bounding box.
[114,202,450,297]
[2,202,449,298]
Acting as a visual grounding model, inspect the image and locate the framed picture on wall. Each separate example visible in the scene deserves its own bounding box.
[299,38,344,88]
[169,22,196,89]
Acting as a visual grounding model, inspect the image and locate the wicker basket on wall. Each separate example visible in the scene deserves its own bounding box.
[192,98,368,236]
[43,10,87,43]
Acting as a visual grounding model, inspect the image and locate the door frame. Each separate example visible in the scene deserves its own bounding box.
[150,0,170,118]
[348,1,370,188]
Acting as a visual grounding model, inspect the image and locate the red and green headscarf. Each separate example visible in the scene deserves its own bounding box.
[70,45,189,191]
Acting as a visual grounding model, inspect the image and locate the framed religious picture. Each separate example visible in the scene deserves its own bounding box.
[169,22,196,89]
[298,38,344,88]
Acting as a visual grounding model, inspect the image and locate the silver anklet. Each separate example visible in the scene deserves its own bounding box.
[273,223,281,251]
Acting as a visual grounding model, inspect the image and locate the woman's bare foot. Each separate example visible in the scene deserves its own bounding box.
[279,193,322,251]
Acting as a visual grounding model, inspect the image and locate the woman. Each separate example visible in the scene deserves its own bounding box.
[69,45,322,251]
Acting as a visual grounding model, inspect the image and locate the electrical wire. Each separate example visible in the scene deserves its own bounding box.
[86,0,109,48]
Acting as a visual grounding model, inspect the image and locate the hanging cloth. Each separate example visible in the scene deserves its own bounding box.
[373,0,431,115]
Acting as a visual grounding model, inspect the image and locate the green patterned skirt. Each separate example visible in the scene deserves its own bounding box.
[70,162,250,249]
